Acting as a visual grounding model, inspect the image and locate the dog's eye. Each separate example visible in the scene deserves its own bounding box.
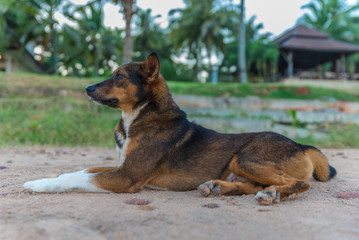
[115,74,124,80]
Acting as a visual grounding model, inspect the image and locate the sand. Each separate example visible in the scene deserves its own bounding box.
[0,147,358,240]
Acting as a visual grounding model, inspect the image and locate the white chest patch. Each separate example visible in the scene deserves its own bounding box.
[23,170,109,193]
[118,102,148,167]
[116,132,125,162]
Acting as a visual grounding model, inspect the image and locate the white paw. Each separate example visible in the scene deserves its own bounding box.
[23,170,109,193]
[23,178,63,192]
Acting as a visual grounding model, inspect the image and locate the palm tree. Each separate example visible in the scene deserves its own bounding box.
[0,0,15,51]
[58,24,123,77]
[133,8,161,58]
[221,16,278,82]
[59,0,125,77]
[300,0,359,43]
[109,0,136,63]
[0,0,48,72]
[169,1,203,81]
[0,1,42,51]
[28,0,62,74]
[133,8,187,81]
[63,1,106,76]
[121,0,136,63]
[169,0,233,82]
[200,6,233,81]
[238,0,247,83]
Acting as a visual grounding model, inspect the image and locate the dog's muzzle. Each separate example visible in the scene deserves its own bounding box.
[86,85,96,94]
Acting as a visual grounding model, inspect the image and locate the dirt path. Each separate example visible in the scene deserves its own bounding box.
[0,147,358,240]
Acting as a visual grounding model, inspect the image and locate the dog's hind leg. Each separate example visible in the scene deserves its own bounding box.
[198,180,263,196]
[198,156,311,205]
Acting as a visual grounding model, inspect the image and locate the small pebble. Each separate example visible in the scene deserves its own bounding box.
[38,150,46,154]
[202,203,220,209]
[139,206,153,211]
[126,198,151,205]
[338,192,359,199]
[258,208,270,212]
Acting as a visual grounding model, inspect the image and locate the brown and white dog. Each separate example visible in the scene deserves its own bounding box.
[24,53,336,205]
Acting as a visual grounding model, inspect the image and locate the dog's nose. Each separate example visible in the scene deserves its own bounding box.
[86,85,96,93]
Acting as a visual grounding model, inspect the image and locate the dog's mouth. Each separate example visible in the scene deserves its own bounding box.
[88,95,101,105]
[88,95,119,107]
[86,84,120,108]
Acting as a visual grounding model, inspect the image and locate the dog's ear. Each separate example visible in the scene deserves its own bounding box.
[139,52,160,84]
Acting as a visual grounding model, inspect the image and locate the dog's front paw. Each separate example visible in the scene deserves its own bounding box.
[23,178,61,192]
[255,190,280,205]
[198,181,221,197]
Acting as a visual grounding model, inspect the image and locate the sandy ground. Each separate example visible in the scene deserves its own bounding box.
[0,146,358,240]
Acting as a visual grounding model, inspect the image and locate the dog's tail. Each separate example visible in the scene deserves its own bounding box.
[301,145,337,181]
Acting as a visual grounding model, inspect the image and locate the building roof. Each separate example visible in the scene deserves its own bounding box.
[276,25,359,74]
[275,25,359,53]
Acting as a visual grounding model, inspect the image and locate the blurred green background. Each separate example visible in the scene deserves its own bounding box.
[1,0,359,147]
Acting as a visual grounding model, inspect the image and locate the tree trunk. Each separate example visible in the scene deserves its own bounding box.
[287,51,293,78]
[5,55,12,73]
[206,33,213,83]
[238,0,247,83]
[121,0,136,63]
[50,18,57,74]
[196,43,202,82]
[341,54,346,80]
[192,41,202,82]
[193,47,198,82]
[93,40,99,77]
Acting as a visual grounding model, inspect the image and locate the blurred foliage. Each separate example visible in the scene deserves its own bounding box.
[60,1,124,77]
[298,0,359,78]
[132,8,193,81]
[0,0,359,81]
[221,15,279,82]
[299,0,359,44]
[169,0,236,81]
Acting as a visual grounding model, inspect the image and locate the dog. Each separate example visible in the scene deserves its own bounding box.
[24,53,336,205]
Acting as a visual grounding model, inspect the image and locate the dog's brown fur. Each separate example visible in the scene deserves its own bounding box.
[85,53,336,204]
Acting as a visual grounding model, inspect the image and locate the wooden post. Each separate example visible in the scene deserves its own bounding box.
[5,55,12,73]
[335,59,340,79]
[317,64,323,79]
[287,51,293,78]
[341,54,346,80]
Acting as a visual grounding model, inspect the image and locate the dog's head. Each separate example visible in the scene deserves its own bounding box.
[86,53,161,112]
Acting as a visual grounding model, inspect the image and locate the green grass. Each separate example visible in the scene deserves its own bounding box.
[168,81,359,101]
[0,72,118,146]
[294,124,359,148]
[1,72,359,147]
[2,72,359,101]
[0,99,120,147]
